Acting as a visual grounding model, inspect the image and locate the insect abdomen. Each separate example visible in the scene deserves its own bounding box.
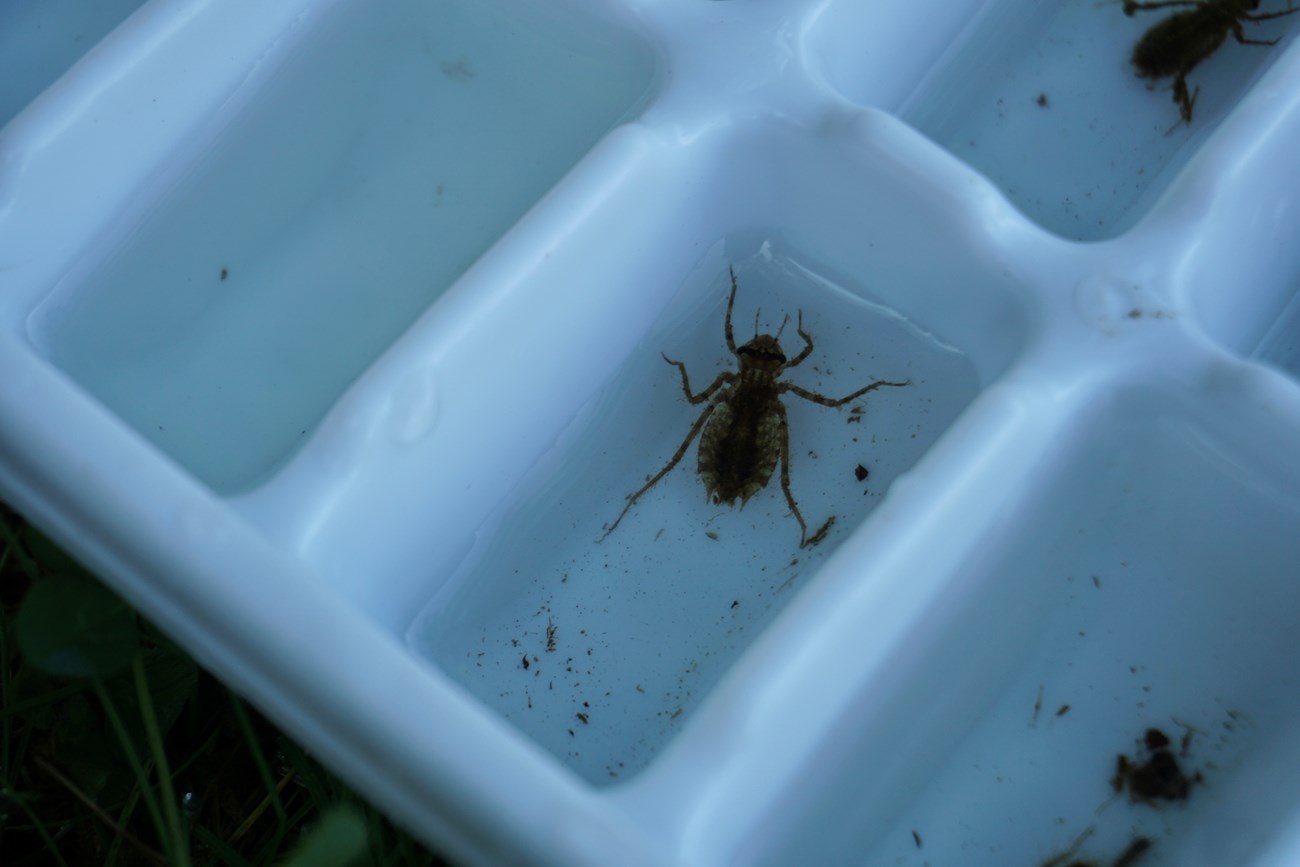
[1133,13,1229,79]
[697,396,781,506]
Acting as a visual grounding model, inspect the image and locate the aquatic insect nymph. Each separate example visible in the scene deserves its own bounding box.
[1124,0,1300,126]
[599,266,910,549]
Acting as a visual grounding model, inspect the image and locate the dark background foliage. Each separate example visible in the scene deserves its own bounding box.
[1,503,451,867]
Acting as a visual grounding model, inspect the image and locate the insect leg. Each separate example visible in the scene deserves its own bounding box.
[775,403,834,548]
[725,266,740,355]
[783,378,911,408]
[1111,838,1153,867]
[1169,74,1197,127]
[598,399,721,542]
[1121,0,1201,16]
[660,354,735,404]
[1230,18,1283,44]
[1244,5,1300,24]
[786,310,815,368]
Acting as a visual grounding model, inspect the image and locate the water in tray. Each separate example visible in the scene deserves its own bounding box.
[411,244,982,784]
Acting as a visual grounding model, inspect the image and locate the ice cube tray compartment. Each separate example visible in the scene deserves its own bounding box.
[892,0,1300,241]
[3,0,1300,865]
[21,0,655,492]
[407,240,986,786]
[743,377,1300,866]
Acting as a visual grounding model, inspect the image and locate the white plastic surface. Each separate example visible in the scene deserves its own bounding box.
[3,0,1300,864]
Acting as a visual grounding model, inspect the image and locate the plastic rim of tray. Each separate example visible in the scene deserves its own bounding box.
[3,0,1300,865]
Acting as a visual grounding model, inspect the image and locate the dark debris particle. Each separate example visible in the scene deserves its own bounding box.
[1113,837,1153,867]
[1051,836,1153,867]
[576,712,589,724]
[1112,727,1202,804]
[854,464,869,482]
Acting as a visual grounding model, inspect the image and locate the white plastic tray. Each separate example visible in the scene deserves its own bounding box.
[4,0,1300,864]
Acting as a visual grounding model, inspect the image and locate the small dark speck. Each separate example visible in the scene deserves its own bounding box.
[576,712,589,724]
[912,830,922,848]
[521,655,530,670]
[219,267,229,281]
[1036,93,1049,108]
[854,464,869,482]
[441,59,476,81]
[1056,704,1071,717]
[731,600,740,609]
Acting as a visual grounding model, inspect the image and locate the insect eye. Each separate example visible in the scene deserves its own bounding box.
[739,345,785,363]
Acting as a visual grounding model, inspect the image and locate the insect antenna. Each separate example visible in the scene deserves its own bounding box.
[775,314,791,339]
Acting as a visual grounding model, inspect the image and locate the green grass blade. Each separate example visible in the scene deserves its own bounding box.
[2,577,9,773]
[229,690,288,825]
[104,785,143,867]
[94,676,172,865]
[133,654,191,867]
[10,787,72,867]
[192,824,257,867]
